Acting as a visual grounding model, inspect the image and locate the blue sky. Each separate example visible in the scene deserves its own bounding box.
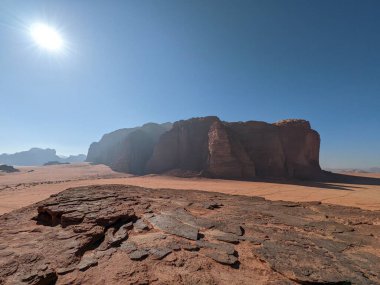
[0,0,379,168]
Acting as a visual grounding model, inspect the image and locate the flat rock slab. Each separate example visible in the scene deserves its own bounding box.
[128,249,149,261]
[133,219,149,232]
[205,251,238,265]
[0,184,379,285]
[196,240,236,255]
[120,241,138,254]
[149,248,172,260]
[206,229,240,244]
[148,214,199,240]
[77,255,98,271]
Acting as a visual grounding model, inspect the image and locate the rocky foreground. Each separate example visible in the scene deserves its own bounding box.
[0,185,379,285]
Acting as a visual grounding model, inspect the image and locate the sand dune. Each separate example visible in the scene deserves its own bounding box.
[1,163,380,215]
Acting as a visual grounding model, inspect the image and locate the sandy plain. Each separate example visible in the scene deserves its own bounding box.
[0,163,380,215]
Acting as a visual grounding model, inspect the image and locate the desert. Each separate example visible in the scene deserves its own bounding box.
[2,1,380,284]
[1,118,380,285]
[1,162,380,284]
[1,164,380,216]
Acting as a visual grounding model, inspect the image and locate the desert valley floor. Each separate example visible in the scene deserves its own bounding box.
[1,163,380,215]
[0,163,379,284]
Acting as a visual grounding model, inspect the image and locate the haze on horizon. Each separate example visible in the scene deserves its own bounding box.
[0,0,379,169]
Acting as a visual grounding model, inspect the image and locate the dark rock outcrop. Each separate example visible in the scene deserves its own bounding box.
[0,165,19,173]
[86,122,172,174]
[43,161,70,166]
[87,116,321,179]
[0,185,379,284]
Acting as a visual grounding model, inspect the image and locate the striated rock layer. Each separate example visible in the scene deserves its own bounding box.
[87,116,321,179]
[0,185,379,284]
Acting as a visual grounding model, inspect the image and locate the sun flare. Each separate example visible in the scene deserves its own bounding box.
[30,23,64,52]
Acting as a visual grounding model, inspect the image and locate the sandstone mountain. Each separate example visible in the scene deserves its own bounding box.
[0,148,86,166]
[86,122,173,174]
[87,116,321,179]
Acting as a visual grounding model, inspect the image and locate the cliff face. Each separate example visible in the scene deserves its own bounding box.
[274,119,321,179]
[87,117,321,179]
[222,119,321,179]
[203,120,255,179]
[86,128,140,166]
[145,117,217,174]
[147,117,321,179]
[86,123,172,174]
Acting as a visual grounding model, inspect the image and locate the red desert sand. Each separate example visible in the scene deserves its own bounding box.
[1,163,380,215]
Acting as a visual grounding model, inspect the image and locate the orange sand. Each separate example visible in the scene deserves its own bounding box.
[1,163,379,215]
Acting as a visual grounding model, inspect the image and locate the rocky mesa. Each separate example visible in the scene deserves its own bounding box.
[88,116,321,179]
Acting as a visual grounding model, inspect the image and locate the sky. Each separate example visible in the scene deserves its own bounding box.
[0,0,379,168]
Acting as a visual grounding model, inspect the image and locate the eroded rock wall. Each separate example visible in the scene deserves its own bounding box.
[87,123,172,174]
[275,119,321,179]
[145,116,218,174]
[87,116,321,179]
[226,121,287,177]
[147,117,321,179]
[205,120,255,179]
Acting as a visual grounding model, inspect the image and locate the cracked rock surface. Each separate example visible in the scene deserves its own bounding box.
[0,184,379,284]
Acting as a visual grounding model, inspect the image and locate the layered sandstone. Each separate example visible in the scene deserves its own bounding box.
[88,116,321,179]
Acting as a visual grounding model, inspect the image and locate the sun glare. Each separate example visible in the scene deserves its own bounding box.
[30,23,64,52]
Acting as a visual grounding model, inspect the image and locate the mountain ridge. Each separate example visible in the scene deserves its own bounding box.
[0,148,86,166]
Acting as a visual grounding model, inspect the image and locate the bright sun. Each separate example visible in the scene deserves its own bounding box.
[30,23,64,52]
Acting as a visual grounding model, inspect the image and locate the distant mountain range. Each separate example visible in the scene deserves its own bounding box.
[325,167,380,173]
[0,148,86,166]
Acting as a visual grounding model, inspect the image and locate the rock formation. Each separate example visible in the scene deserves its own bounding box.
[0,165,20,173]
[0,185,379,284]
[86,122,172,174]
[145,117,217,176]
[148,117,321,179]
[43,161,70,166]
[87,116,321,179]
[0,148,86,166]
